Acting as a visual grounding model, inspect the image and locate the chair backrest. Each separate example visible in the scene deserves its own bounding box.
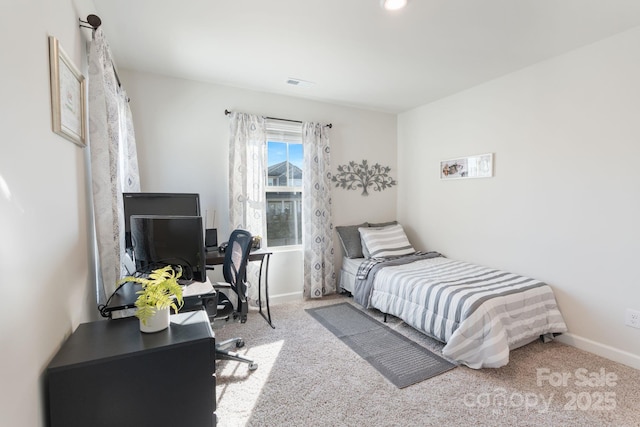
[223,229,253,315]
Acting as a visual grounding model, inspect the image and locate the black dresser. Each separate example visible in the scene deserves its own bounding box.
[46,310,216,427]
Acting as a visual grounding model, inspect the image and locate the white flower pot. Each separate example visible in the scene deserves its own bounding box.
[139,307,170,333]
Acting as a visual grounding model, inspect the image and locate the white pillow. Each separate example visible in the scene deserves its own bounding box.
[358,224,415,259]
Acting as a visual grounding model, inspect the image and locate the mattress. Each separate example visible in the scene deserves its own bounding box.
[339,257,364,293]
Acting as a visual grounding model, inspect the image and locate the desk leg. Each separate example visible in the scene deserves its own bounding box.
[257,253,275,329]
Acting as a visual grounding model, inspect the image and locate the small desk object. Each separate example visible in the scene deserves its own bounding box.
[206,248,275,328]
[46,311,216,427]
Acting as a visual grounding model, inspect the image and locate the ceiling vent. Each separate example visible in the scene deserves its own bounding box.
[286,78,315,88]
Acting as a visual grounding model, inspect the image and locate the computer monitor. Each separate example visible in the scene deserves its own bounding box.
[123,193,201,250]
[130,215,207,283]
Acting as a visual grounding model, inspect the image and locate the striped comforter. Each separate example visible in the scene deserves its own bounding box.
[355,256,567,369]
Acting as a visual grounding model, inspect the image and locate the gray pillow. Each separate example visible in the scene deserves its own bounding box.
[336,223,369,258]
[369,220,397,228]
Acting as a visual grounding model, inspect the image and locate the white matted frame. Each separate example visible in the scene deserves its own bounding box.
[49,36,86,147]
[440,153,493,180]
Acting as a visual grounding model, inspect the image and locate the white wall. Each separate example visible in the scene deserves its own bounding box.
[398,27,640,368]
[0,0,97,425]
[118,69,397,299]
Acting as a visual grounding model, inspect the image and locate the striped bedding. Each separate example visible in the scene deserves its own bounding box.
[355,256,567,369]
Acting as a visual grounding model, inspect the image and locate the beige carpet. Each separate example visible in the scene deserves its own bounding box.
[214,294,640,427]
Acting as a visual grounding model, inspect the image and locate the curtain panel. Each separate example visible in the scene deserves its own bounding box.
[228,112,267,305]
[302,122,336,298]
[88,28,140,302]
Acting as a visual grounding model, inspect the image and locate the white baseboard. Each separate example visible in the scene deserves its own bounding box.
[556,332,640,370]
[268,291,303,305]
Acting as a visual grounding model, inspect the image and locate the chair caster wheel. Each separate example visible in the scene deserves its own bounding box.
[236,340,245,348]
[248,362,258,371]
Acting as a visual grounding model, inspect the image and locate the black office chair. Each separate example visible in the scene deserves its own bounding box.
[213,229,258,371]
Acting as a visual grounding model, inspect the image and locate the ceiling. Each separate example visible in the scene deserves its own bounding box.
[93,0,640,114]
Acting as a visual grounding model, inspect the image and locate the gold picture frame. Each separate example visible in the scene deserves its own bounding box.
[49,36,86,147]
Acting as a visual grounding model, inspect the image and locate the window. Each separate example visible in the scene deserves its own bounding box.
[265,120,303,247]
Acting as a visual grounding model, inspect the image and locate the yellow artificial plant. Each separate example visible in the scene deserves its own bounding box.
[118,265,185,324]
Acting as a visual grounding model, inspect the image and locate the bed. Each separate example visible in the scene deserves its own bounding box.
[336,223,568,369]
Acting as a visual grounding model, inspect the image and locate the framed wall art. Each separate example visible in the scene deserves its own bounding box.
[49,36,86,147]
[440,153,493,180]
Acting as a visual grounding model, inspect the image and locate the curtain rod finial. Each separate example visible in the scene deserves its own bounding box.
[87,14,102,28]
[80,14,102,30]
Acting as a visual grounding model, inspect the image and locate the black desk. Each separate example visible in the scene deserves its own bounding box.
[47,311,216,427]
[206,249,275,328]
[101,279,217,319]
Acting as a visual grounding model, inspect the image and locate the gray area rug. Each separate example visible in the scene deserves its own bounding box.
[306,302,456,388]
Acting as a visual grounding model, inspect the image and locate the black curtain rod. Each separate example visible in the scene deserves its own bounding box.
[225,109,332,128]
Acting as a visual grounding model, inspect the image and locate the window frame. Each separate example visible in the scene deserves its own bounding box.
[265,120,303,249]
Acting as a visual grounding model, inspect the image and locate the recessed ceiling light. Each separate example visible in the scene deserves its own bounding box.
[381,0,408,11]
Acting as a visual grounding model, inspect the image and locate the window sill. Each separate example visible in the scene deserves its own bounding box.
[264,245,302,254]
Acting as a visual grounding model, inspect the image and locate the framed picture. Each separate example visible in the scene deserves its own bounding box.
[440,153,493,180]
[49,36,86,147]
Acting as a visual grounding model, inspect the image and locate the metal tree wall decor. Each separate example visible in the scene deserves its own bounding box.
[331,160,397,196]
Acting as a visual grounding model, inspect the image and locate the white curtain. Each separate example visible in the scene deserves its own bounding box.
[228,112,266,305]
[88,28,140,301]
[302,122,336,298]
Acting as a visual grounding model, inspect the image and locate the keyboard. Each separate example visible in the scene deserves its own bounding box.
[182,280,215,298]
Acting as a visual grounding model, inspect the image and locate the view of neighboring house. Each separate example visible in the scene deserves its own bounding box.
[266,160,302,246]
